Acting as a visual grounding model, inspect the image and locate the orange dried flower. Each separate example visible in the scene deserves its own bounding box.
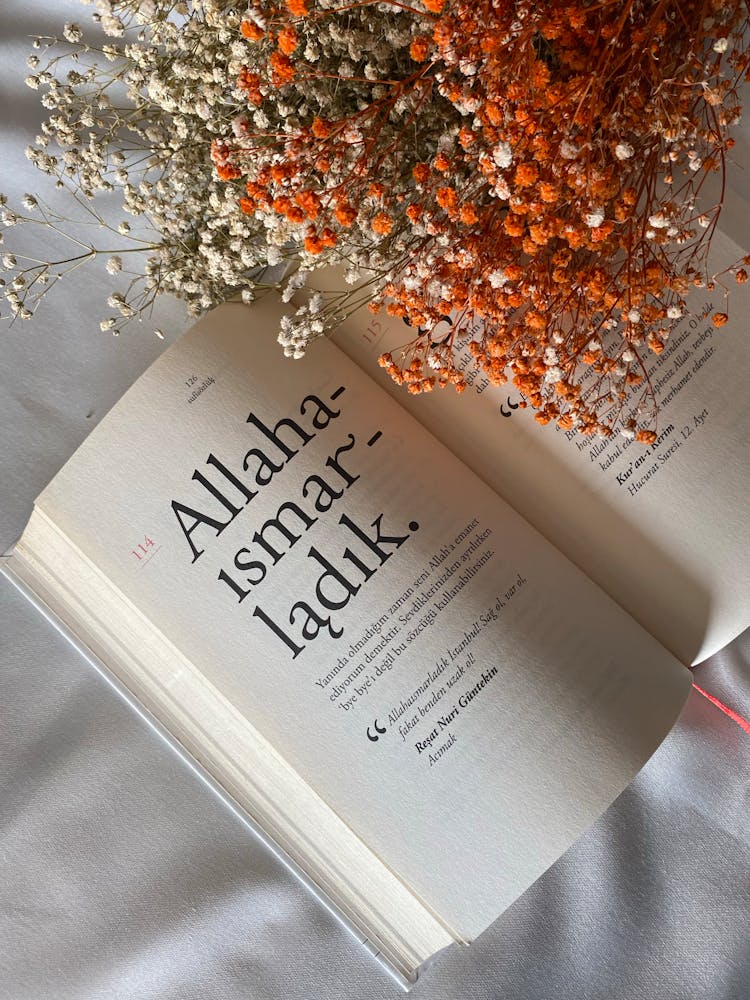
[237,67,262,104]
[514,162,538,187]
[433,152,451,172]
[241,20,264,41]
[277,26,299,55]
[436,187,458,213]
[311,117,331,138]
[215,162,242,181]
[335,202,357,227]
[371,212,393,236]
[410,36,431,61]
[269,51,295,85]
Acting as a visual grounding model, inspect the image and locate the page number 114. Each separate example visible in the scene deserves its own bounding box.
[132,536,157,563]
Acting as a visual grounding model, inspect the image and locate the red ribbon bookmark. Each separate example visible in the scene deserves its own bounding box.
[692,682,750,736]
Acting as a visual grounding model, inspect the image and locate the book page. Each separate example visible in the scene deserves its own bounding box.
[37,298,689,939]
[327,225,750,666]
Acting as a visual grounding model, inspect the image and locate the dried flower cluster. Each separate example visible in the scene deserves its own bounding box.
[215,0,749,439]
[2,0,748,439]
[2,0,279,336]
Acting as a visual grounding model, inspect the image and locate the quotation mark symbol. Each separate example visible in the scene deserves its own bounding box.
[500,396,520,418]
[366,719,387,743]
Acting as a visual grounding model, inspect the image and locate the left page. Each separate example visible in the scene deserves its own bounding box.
[36,297,689,940]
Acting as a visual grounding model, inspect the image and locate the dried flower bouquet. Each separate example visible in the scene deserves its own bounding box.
[3,0,749,441]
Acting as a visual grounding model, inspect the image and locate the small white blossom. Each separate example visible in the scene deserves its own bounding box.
[106,255,122,274]
[491,142,512,169]
[560,139,578,159]
[63,23,84,43]
[584,209,605,228]
[615,142,634,160]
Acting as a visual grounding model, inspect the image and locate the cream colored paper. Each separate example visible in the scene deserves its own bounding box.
[38,298,689,938]
[328,229,750,665]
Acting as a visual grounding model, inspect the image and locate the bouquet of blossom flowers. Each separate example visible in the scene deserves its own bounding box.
[2,0,748,441]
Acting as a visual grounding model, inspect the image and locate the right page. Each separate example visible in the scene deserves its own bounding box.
[329,225,750,666]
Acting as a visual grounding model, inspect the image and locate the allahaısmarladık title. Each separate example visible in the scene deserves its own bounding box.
[169,385,420,659]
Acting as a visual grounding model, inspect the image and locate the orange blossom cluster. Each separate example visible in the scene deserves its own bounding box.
[214,0,749,440]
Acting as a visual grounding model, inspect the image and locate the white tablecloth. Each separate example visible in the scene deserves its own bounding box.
[2,4,749,997]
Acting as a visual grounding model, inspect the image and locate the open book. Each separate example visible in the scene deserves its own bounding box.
[5,227,748,986]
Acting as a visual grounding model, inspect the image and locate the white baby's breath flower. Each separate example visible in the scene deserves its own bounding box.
[492,142,512,169]
[560,139,578,159]
[106,255,122,274]
[615,142,634,160]
[63,23,84,43]
[101,14,125,37]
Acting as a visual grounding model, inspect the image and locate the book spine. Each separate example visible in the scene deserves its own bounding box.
[1,556,417,991]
